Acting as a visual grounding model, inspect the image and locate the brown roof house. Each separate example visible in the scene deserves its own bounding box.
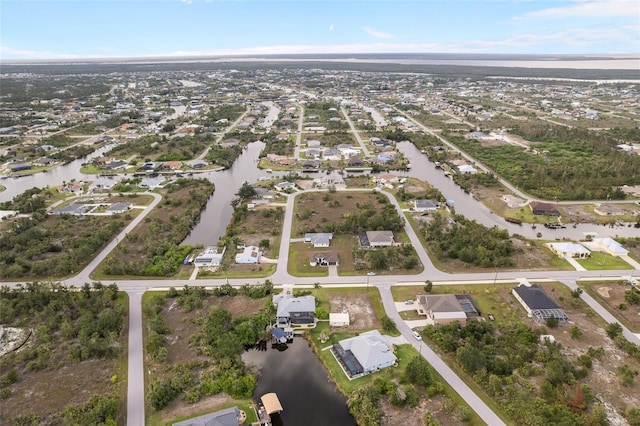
[309,251,339,266]
[529,201,560,216]
[417,294,481,325]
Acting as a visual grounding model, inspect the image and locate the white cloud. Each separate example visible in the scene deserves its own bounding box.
[0,45,81,60]
[515,0,638,19]
[181,0,193,4]
[329,24,334,32]
[363,26,394,39]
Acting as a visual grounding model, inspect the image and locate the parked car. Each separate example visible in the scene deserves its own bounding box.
[405,300,414,305]
[367,272,376,276]
[412,331,422,341]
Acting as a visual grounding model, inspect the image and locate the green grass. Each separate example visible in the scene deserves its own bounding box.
[576,251,633,270]
[287,242,329,277]
[197,264,276,279]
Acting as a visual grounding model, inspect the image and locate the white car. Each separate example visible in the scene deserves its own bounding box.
[412,331,422,341]
[367,272,376,276]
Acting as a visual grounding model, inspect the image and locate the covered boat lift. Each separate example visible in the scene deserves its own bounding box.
[261,392,283,415]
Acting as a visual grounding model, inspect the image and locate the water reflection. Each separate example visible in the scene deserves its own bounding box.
[242,337,356,426]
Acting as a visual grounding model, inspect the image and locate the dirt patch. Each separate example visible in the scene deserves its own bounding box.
[2,358,118,423]
[329,292,379,331]
[590,283,640,331]
[380,396,467,426]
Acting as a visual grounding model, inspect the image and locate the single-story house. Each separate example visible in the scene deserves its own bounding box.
[333,330,397,377]
[307,139,323,148]
[414,199,439,213]
[363,230,395,248]
[346,157,364,167]
[323,148,341,161]
[10,162,32,172]
[162,161,183,170]
[329,312,350,327]
[302,160,321,171]
[547,242,591,259]
[275,181,296,191]
[304,233,333,248]
[52,203,89,215]
[139,177,165,190]
[457,164,477,174]
[512,284,568,324]
[309,251,339,266]
[594,204,624,216]
[172,406,243,426]
[193,246,225,267]
[547,243,591,259]
[306,149,322,160]
[107,202,133,214]
[417,294,481,324]
[530,201,560,216]
[273,293,316,327]
[33,157,55,167]
[589,237,629,257]
[235,245,261,264]
[315,172,345,188]
[90,177,118,191]
[254,187,275,199]
[186,159,208,169]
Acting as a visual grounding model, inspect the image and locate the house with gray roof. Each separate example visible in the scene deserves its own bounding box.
[273,294,316,328]
[304,233,333,248]
[417,294,480,324]
[363,230,395,247]
[52,203,89,215]
[172,406,243,426]
[413,199,439,212]
[333,330,396,377]
[107,202,132,214]
[138,176,165,190]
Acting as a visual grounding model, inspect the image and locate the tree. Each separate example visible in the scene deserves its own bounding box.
[381,315,396,332]
[571,288,583,299]
[235,182,257,200]
[606,322,623,339]
[424,280,433,293]
[546,315,558,328]
[259,239,270,250]
[569,325,582,339]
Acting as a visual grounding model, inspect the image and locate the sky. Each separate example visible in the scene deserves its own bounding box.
[1,0,639,60]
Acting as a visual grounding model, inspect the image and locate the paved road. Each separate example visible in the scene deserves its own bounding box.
[341,106,370,157]
[293,105,304,159]
[126,289,145,426]
[378,285,507,426]
[197,107,251,160]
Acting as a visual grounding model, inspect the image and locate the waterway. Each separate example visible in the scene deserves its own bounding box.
[182,141,269,246]
[0,144,115,202]
[242,337,356,426]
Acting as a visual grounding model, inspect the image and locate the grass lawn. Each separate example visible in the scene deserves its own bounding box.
[580,280,639,332]
[576,251,633,270]
[288,242,328,277]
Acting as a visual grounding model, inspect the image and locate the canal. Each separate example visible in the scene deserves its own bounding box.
[242,337,356,426]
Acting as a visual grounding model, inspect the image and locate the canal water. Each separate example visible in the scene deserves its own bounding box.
[242,337,356,426]
[182,141,270,246]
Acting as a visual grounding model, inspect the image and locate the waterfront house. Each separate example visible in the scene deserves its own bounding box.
[333,330,396,377]
[235,246,261,264]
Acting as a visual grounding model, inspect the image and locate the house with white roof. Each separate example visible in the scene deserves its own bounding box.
[413,199,439,213]
[333,330,397,377]
[457,164,477,174]
[235,245,261,264]
[547,242,591,259]
[589,237,629,257]
[194,246,225,267]
[304,233,333,248]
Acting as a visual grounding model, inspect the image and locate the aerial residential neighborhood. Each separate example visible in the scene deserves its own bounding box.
[1,25,640,426]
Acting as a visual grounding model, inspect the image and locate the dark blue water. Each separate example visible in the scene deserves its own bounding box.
[242,337,356,426]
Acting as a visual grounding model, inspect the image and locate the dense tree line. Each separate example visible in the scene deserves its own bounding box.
[446,124,640,200]
[102,179,213,277]
[422,212,515,267]
[206,145,243,169]
[424,320,610,425]
[106,134,208,161]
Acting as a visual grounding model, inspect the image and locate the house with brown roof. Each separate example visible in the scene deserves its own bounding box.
[417,294,481,324]
[309,251,339,266]
[529,201,560,216]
